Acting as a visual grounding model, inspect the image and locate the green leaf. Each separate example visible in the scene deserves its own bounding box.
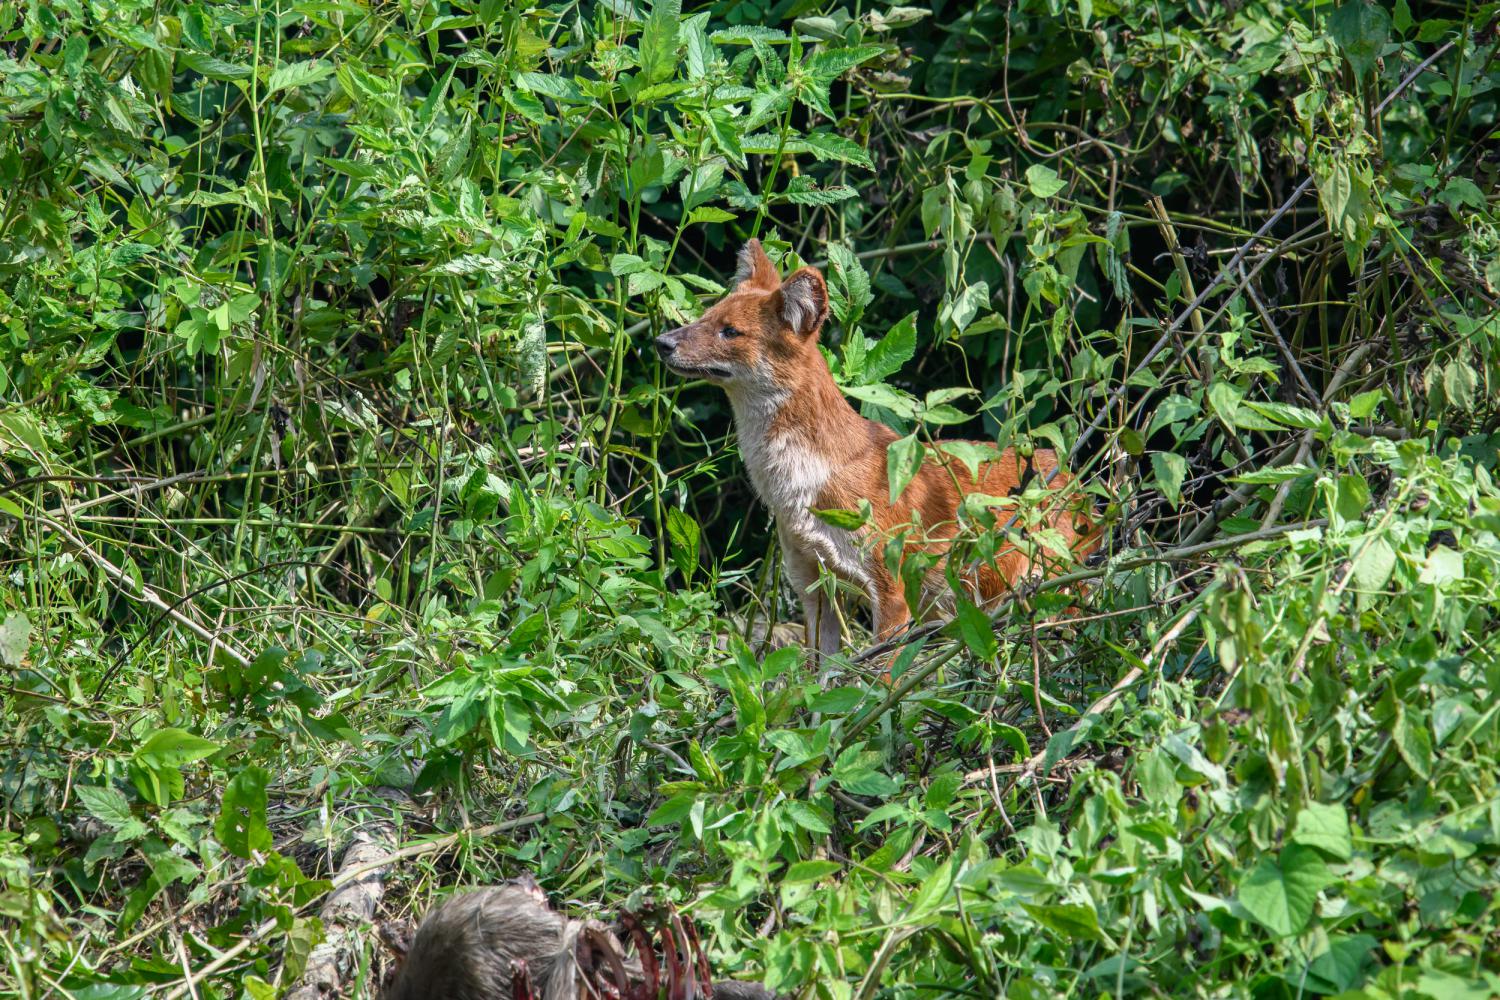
[1238,845,1332,937]
[0,611,29,666]
[687,206,736,224]
[266,59,334,94]
[801,131,873,168]
[1328,0,1391,78]
[886,433,924,504]
[1392,706,1433,779]
[785,800,832,834]
[665,507,700,584]
[1419,545,1463,587]
[826,243,872,328]
[782,859,842,884]
[1350,535,1397,591]
[945,281,989,333]
[514,72,586,103]
[76,785,148,841]
[1331,473,1370,530]
[1146,393,1199,437]
[610,253,649,276]
[1025,164,1066,198]
[865,312,917,382]
[179,51,252,81]
[1207,381,1243,426]
[954,598,998,661]
[1443,359,1477,411]
[1241,400,1323,431]
[904,857,956,919]
[1152,451,1187,509]
[1231,464,1317,485]
[1292,802,1353,861]
[215,766,272,859]
[779,178,857,205]
[638,0,682,85]
[844,382,920,419]
[804,43,885,80]
[1348,389,1384,418]
[134,728,220,770]
[1021,902,1105,941]
[811,505,869,530]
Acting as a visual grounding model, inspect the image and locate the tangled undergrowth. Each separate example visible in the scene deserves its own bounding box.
[2,0,1499,996]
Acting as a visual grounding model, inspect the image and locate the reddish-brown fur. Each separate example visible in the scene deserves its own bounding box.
[656,240,1096,665]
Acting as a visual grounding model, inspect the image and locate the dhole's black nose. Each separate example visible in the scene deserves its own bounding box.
[654,326,684,359]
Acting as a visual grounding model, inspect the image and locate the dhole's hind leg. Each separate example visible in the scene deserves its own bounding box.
[781,534,841,657]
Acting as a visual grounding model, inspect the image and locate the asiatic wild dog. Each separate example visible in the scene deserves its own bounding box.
[655,239,1097,662]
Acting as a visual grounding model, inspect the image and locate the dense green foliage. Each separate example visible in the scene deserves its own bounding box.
[2,0,1499,995]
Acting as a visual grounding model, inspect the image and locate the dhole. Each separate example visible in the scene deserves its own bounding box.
[656,240,1096,664]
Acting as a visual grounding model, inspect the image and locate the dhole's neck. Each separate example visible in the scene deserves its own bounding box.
[726,349,865,506]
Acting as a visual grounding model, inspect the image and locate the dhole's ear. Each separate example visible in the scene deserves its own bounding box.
[776,267,828,337]
[734,239,779,290]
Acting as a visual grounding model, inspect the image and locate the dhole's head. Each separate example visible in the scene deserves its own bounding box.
[654,240,828,393]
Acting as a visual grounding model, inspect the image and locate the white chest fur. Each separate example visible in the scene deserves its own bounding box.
[729,386,872,588]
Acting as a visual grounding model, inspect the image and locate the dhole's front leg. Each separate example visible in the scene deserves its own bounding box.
[781,530,841,657]
[869,564,913,645]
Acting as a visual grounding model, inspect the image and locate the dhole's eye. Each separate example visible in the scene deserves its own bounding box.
[718,325,744,339]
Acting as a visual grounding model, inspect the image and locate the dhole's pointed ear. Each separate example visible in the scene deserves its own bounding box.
[776,267,829,336]
[734,239,779,290]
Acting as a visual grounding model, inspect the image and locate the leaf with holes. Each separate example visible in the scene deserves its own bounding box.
[216,766,272,859]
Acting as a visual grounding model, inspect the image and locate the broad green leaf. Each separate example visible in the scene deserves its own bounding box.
[1021,902,1104,941]
[1328,0,1391,78]
[134,729,220,770]
[179,51,252,80]
[1238,845,1332,937]
[514,72,586,103]
[865,312,918,382]
[904,857,956,919]
[1418,545,1463,586]
[844,382,920,419]
[1231,464,1317,485]
[76,785,148,841]
[804,44,884,79]
[687,206,736,224]
[945,280,989,333]
[1026,164,1065,198]
[886,433,924,504]
[1350,535,1397,591]
[216,766,272,858]
[954,598,997,661]
[783,859,842,884]
[0,611,29,666]
[1392,706,1433,779]
[1330,472,1370,530]
[801,131,873,168]
[785,801,832,834]
[1241,400,1323,431]
[1292,802,1353,861]
[811,506,869,530]
[638,0,682,85]
[665,507,700,583]
[266,59,334,94]
[1348,389,1384,418]
[1152,451,1187,508]
[826,242,872,328]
